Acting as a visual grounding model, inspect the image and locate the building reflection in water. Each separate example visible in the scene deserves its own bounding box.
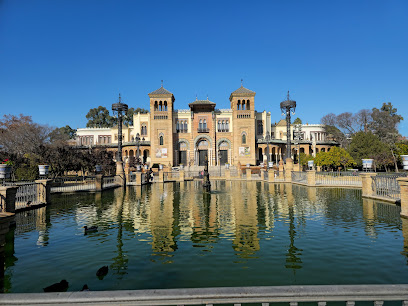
[4,180,408,292]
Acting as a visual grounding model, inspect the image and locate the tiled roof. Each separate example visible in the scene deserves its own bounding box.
[231,85,255,95]
[148,86,173,95]
[189,99,216,106]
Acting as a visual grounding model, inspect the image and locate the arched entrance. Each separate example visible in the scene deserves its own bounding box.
[258,148,263,164]
[197,139,209,166]
[218,140,229,165]
[143,149,149,163]
[178,141,188,166]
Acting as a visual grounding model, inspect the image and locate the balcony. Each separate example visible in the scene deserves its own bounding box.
[176,129,188,133]
[197,128,210,133]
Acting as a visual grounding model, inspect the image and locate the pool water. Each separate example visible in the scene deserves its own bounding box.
[3,181,408,293]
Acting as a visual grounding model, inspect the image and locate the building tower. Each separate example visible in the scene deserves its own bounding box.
[230,84,256,165]
[148,84,175,166]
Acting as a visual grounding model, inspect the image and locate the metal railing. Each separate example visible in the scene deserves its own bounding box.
[51,176,96,193]
[2,285,408,305]
[185,171,200,179]
[292,171,307,184]
[230,167,239,177]
[316,171,361,186]
[15,183,43,210]
[103,176,116,188]
[264,170,269,180]
[372,173,407,200]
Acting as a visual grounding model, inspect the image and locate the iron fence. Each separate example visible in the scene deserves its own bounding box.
[292,171,307,184]
[15,183,43,210]
[372,173,407,200]
[51,176,96,193]
[316,171,361,186]
[103,176,116,188]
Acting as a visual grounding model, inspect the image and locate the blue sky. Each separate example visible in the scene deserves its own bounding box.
[1,0,407,135]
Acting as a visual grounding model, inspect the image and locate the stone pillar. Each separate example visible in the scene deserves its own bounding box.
[261,169,266,181]
[158,171,164,183]
[317,166,321,172]
[360,173,377,198]
[268,169,275,182]
[246,168,251,180]
[179,170,185,182]
[285,158,293,182]
[397,178,408,218]
[278,160,284,178]
[115,161,126,187]
[34,179,52,204]
[95,174,103,192]
[306,170,316,186]
[0,186,18,213]
[135,172,142,186]
[225,169,231,180]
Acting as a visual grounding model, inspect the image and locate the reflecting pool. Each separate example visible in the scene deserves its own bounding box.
[3,181,408,293]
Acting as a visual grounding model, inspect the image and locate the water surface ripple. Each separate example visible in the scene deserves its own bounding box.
[3,181,408,292]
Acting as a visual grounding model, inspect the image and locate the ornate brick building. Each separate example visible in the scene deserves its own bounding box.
[76,85,337,166]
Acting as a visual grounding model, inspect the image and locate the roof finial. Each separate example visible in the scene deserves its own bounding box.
[161,80,163,87]
[207,95,209,101]
[241,78,243,87]
[118,93,121,103]
[287,91,290,101]
[196,94,198,101]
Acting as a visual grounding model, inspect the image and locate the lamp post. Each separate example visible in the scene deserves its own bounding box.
[280,91,296,161]
[265,131,272,167]
[218,148,221,176]
[294,124,303,170]
[112,94,128,183]
[135,132,141,166]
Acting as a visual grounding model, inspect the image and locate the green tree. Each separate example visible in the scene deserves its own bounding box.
[315,147,355,170]
[123,107,149,126]
[299,153,314,167]
[49,125,76,143]
[370,102,403,171]
[86,106,114,128]
[293,117,302,125]
[348,132,387,167]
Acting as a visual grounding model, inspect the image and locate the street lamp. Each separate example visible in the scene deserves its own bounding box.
[294,124,303,170]
[135,132,140,162]
[112,94,128,163]
[265,131,272,167]
[280,91,296,161]
[218,148,221,176]
[112,94,128,182]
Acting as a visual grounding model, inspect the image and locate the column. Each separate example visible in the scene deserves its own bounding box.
[398,178,408,218]
[306,170,316,186]
[34,179,52,203]
[285,158,293,182]
[95,174,103,192]
[0,186,18,213]
[225,169,231,180]
[135,172,142,186]
[268,169,275,182]
[360,173,377,198]
[179,170,185,182]
[246,168,251,180]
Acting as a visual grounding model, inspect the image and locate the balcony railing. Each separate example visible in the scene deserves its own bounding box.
[198,127,210,133]
[176,129,188,133]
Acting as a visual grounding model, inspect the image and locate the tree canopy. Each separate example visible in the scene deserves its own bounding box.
[293,117,302,125]
[314,147,355,170]
[86,106,149,127]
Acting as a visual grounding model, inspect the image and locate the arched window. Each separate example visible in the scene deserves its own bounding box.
[203,119,207,129]
[226,120,229,131]
[159,135,164,146]
[199,119,203,130]
[247,99,250,110]
[154,101,158,111]
[159,101,162,111]
[184,120,187,132]
[237,100,241,110]
[218,120,221,131]
[222,120,225,131]
[164,101,167,111]
[242,133,246,144]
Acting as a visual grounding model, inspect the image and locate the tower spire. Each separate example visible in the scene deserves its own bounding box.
[118,93,121,103]
[161,80,163,87]
[241,78,243,87]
